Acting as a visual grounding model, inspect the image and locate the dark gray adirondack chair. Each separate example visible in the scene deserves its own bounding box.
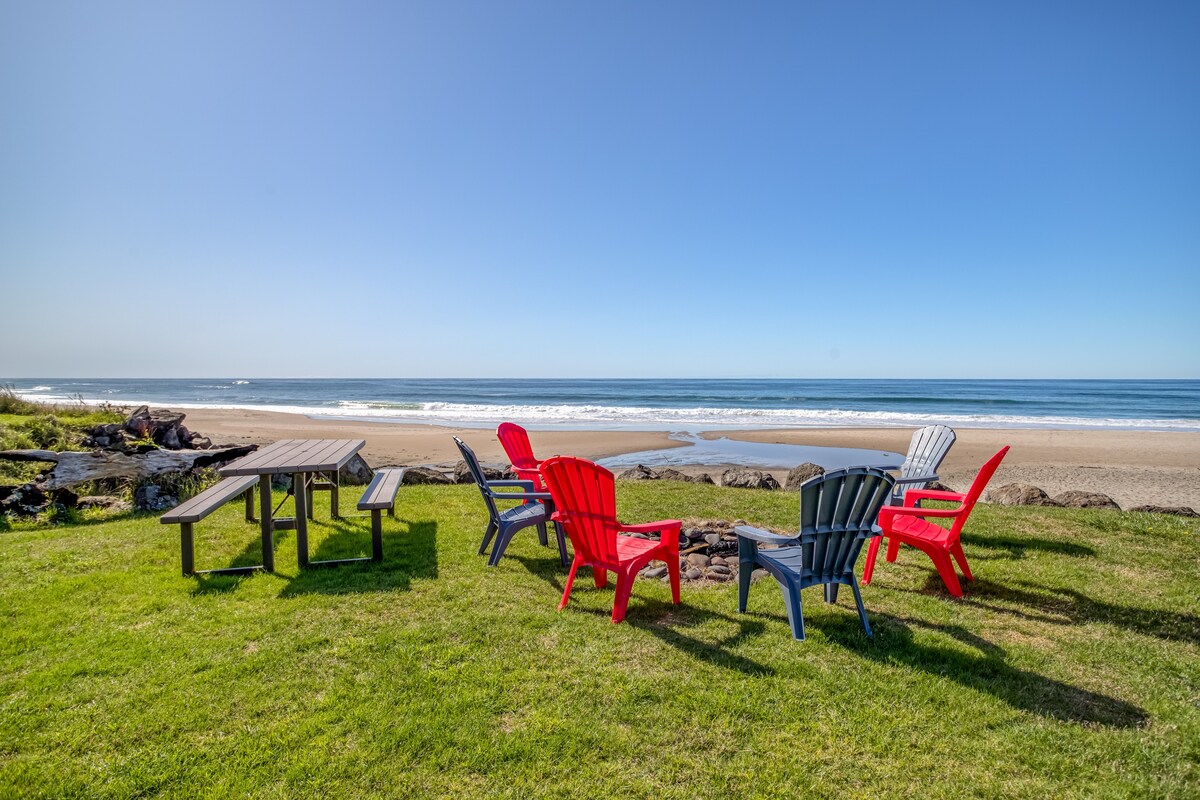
[890,424,956,505]
[737,466,895,640]
[453,437,569,567]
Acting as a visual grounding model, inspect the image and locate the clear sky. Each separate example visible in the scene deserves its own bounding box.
[1,1,1197,379]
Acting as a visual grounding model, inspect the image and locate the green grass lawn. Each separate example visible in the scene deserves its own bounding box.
[1,483,1197,798]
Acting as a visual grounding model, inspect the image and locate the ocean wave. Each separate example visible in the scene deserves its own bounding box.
[10,393,1199,432]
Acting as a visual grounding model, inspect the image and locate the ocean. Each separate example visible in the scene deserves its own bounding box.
[6,378,1199,433]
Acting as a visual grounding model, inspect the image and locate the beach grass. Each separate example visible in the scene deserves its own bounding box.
[1,483,1197,798]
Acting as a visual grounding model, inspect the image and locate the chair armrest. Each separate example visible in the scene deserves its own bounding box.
[904,488,965,507]
[488,480,534,489]
[620,520,681,551]
[893,473,938,487]
[879,505,962,523]
[735,525,796,545]
[485,481,553,503]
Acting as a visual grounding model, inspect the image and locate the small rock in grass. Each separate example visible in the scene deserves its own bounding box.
[684,568,703,581]
[686,553,711,568]
[644,566,668,579]
[1128,505,1198,517]
[1053,490,1121,511]
[751,569,769,582]
[710,556,728,567]
[707,564,732,575]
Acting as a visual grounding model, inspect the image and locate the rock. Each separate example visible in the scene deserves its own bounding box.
[926,481,958,493]
[51,488,78,509]
[644,566,668,579]
[690,473,715,485]
[160,427,181,449]
[1053,490,1121,511]
[987,483,1060,507]
[189,435,213,450]
[1128,505,1199,517]
[77,495,132,512]
[0,483,49,517]
[705,569,733,581]
[684,527,706,541]
[721,469,781,490]
[785,462,825,491]
[133,484,179,512]
[339,454,373,485]
[684,567,703,580]
[704,533,721,547]
[617,465,659,481]
[751,569,769,582]
[707,564,731,575]
[686,553,711,568]
[453,459,505,484]
[125,405,153,438]
[655,468,691,482]
[400,467,452,485]
[710,556,728,566]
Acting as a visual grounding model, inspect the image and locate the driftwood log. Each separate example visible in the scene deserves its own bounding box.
[0,446,257,490]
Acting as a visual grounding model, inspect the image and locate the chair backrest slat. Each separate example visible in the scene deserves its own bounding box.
[497,423,540,471]
[453,437,499,522]
[798,467,895,580]
[948,446,1010,541]
[895,425,957,500]
[540,456,620,567]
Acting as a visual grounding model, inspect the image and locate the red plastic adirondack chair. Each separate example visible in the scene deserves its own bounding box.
[539,456,681,623]
[497,422,546,491]
[862,446,1009,597]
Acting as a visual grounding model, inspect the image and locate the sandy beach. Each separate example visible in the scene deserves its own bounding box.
[182,408,1200,510]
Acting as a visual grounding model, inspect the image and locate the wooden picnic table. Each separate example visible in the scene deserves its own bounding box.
[219,439,365,570]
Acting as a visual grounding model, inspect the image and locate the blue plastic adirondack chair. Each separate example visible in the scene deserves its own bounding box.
[453,437,569,567]
[736,466,895,640]
[890,424,956,505]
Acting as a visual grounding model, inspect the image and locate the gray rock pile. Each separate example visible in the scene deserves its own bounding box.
[629,518,775,585]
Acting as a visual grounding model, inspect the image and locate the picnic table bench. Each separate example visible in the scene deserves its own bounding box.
[160,475,261,576]
[357,468,405,561]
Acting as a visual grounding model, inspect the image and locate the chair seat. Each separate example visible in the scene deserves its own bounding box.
[886,513,952,544]
[499,502,546,525]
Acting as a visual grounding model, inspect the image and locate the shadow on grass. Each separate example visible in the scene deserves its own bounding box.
[965,578,1200,644]
[816,612,1148,728]
[190,530,293,596]
[628,600,774,676]
[968,533,1096,559]
[277,518,438,597]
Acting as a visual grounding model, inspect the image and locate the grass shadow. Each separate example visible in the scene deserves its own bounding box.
[627,600,775,675]
[189,529,293,596]
[276,518,438,597]
[509,551,569,592]
[816,612,1148,728]
[965,578,1200,643]
[968,532,1096,560]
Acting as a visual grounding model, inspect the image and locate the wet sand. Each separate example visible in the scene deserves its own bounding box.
[182,408,1200,510]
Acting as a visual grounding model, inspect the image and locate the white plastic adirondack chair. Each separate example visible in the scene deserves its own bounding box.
[890,425,956,505]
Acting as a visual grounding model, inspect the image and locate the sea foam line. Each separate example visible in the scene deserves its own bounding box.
[15,390,1200,432]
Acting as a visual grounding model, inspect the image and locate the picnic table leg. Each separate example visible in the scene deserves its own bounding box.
[294,471,309,568]
[244,484,255,522]
[330,471,340,519]
[305,474,315,520]
[259,476,275,572]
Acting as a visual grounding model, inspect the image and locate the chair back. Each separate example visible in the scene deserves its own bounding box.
[539,456,620,568]
[897,425,957,494]
[453,436,499,522]
[797,467,896,582]
[948,446,1010,541]
[497,422,539,471]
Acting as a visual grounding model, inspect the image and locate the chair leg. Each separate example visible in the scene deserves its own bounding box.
[668,557,680,604]
[487,525,520,568]
[862,536,881,585]
[849,579,873,638]
[611,568,637,624]
[738,537,758,612]
[928,549,964,597]
[777,575,806,641]
[593,568,608,589]
[886,537,901,562]
[824,583,840,604]
[478,520,497,556]
[554,525,570,567]
[536,521,548,546]
[950,542,974,582]
[559,558,581,611]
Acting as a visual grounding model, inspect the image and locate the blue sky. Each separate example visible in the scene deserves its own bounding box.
[1,1,1197,379]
